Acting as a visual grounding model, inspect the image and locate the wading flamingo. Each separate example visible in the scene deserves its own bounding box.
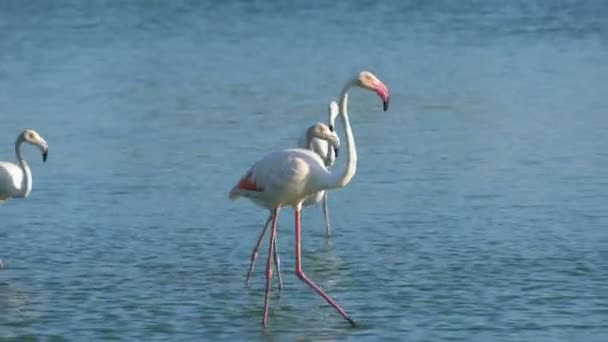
[0,129,48,201]
[298,100,341,236]
[245,101,340,289]
[229,71,390,328]
[0,129,49,269]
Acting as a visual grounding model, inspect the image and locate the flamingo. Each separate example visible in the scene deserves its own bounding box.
[298,100,341,236]
[0,129,49,202]
[0,129,49,269]
[229,71,390,328]
[244,101,340,290]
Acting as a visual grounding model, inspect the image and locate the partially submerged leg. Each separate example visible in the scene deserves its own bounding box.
[246,214,272,287]
[293,207,355,327]
[262,207,280,328]
[322,191,332,236]
[272,233,283,290]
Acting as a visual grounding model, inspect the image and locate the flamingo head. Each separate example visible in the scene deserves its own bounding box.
[357,71,390,111]
[307,122,340,155]
[21,129,48,162]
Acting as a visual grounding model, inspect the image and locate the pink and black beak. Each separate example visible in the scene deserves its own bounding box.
[39,143,48,162]
[374,81,390,111]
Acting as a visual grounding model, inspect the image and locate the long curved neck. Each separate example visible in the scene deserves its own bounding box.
[325,79,357,189]
[15,138,32,197]
[305,128,315,150]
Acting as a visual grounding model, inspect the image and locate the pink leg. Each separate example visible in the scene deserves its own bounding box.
[262,207,280,328]
[246,213,283,289]
[272,233,283,290]
[246,215,272,287]
[294,208,356,326]
[322,191,332,236]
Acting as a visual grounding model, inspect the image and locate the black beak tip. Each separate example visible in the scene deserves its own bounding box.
[42,150,48,162]
[383,99,389,112]
[329,125,334,132]
[333,146,339,158]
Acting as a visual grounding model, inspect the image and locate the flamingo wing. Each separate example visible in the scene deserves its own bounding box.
[236,171,263,192]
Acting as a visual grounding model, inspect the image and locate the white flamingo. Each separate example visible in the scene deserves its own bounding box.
[244,101,340,289]
[0,129,49,269]
[298,100,341,236]
[229,71,390,328]
[0,129,48,202]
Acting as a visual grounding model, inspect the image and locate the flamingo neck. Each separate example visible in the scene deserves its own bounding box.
[305,126,316,150]
[15,137,32,198]
[328,106,338,129]
[325,79,357,189]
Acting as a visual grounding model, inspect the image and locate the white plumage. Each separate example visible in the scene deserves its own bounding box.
[0,129,48,203]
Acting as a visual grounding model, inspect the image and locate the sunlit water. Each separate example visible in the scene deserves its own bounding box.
[1,1,607,341]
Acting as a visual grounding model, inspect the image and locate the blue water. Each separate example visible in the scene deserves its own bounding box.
[1,1,607,340]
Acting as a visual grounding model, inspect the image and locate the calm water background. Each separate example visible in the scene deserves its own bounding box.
[1,1,607,341]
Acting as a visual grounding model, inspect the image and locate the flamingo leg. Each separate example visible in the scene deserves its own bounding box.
[293,208,355,327]
[322,191,332,236]
[262,207,279,328]
[272,233,283,290]
[246,215,272,287]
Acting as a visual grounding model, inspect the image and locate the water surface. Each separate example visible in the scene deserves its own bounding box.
[1,1,607,341]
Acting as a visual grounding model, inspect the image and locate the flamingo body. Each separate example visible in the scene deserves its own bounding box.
[230,148,330,209]
[0,162,30,201]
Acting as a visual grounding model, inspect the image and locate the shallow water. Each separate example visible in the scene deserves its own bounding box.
[1,1,607,341]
